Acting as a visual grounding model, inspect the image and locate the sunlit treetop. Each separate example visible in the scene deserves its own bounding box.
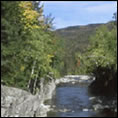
[18,1,45,31]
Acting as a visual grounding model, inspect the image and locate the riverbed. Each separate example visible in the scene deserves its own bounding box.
[45,76,117,117]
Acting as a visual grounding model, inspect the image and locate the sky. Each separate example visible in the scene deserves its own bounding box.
[42,1,117,29]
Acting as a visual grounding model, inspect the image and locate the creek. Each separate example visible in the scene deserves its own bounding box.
[45,76,117,117]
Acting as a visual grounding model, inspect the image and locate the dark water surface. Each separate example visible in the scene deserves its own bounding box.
[46,80,116,117]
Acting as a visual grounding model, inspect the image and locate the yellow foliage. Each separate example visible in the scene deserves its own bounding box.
[19,1,32,10]
[20,66,25,71]
[32,25,40,29]
[47,54,54,63]
[18,1,43,30]
[47,54,54,58]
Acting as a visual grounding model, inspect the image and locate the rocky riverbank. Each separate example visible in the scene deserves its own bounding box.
[1,78,56,117]
[1,75,92,117]
[1,75,117,117]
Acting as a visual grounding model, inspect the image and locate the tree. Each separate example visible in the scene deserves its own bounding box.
[1,1,64,94]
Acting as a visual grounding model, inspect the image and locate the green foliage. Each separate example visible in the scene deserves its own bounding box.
[87,24,117,72]
[55,24,102,74]
[56,20,117,75]
[75,22,117,75]
[1,1,64,92]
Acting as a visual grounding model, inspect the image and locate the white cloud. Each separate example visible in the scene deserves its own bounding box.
[85,2,117,13]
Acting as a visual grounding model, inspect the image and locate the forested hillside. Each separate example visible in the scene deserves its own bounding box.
[55,24,101,74]
[55,22,115,74]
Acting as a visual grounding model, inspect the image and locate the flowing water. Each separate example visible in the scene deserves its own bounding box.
[46,77,117,117]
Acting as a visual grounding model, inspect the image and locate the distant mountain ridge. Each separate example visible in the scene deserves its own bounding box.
[55,23,104,53]
[54,21,113,74]
[55,22,113,52]
[56,23,105,31]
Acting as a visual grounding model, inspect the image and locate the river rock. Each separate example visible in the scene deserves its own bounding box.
[89,97,96,100]
[55,75,94,85]
[72,81,75,84]
[83,108,89,111]
[115,108,117,112]
[58,108,70,112]
[1,78,56,117]
[98,99,102,103]
[93,104,103,111]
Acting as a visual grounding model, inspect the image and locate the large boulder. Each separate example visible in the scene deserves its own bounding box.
[1,85,41,117]
[1,79,56,117]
